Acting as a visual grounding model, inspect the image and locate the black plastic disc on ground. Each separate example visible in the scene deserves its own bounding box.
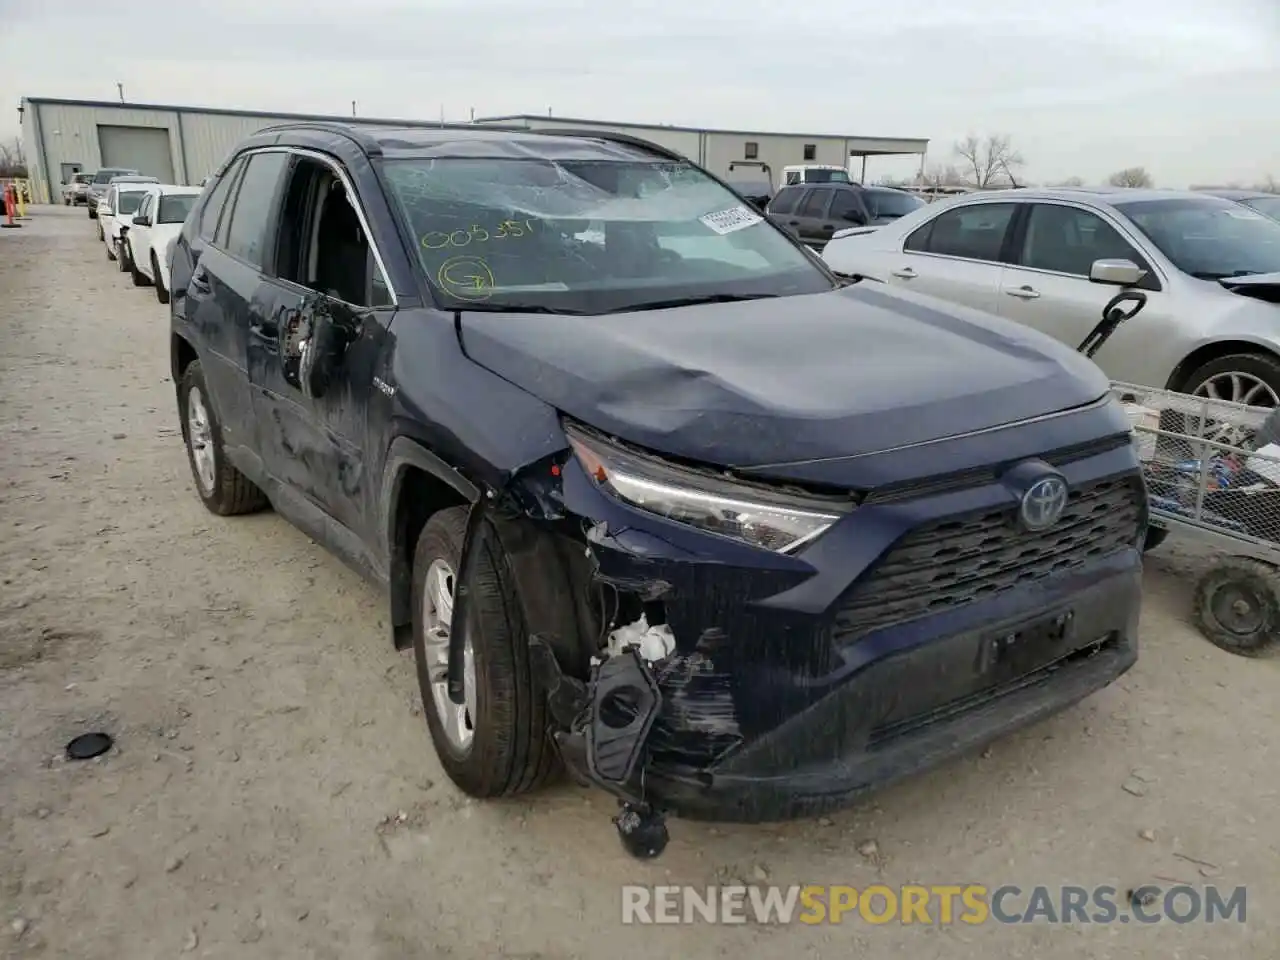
[66,732,113,760]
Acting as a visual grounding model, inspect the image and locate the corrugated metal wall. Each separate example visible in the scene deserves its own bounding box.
[25,103,327,195]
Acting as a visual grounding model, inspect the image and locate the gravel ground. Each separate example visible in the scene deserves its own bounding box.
[2,206,1278,960]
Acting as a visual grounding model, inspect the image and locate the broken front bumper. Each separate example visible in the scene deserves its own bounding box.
[529,440,1144,823]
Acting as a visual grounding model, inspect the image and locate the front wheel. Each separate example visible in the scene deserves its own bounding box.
[116,239,131,273]
[1182,353,1280,409]
[153,253,170,304]
[130,245,151,286]
[177,361,268,516]
[412,507,557,798]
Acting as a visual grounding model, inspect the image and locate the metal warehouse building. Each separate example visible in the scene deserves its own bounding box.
[20,96,928,201]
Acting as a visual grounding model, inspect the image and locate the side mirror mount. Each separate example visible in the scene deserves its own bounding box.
[281,296,358,399]
[843,209,867,225]
[133,214,150,227]
[1090,258,1147,286]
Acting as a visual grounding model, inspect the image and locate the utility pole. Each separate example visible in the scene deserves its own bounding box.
[116,83,125,103]
[351,100,357,117]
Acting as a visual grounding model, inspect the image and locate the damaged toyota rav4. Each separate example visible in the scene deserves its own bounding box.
[169,122,1147,858]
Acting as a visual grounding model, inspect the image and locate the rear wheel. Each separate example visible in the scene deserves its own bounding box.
[412,507,557,798]
[177,360,268,516]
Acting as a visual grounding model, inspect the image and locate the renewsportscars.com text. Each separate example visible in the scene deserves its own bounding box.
[620,883,1247,925]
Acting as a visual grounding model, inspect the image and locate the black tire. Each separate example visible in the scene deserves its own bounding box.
[1142,526,1169,552]
[116,239,131,273]
[412,507,557,798]
[98,220,106,243]
[1180,353,1280,408]
[154,254,170,305]
[105,235,115,259]
[177,360,268,516]
[130,244,151,286]
[1193,558,1280,657]
[88,207,97,219]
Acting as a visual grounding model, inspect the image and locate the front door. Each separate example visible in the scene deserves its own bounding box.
[246,153,395,539]
[996,202,1168,373]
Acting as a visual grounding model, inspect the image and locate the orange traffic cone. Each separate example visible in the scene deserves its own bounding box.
[1,184,21,229]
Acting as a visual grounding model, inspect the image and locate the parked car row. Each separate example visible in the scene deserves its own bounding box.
[124,121,1148,858]
[820,186,1280,407]
[93,177,200,304]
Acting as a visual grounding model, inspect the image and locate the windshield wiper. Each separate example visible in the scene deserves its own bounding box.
[609,293,780,314]
[453,302,590,315]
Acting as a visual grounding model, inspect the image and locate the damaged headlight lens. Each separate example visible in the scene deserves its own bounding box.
[564,423,851,554]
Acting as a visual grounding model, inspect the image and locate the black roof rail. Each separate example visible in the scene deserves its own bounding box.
[250,121,386,156]
[527,127,691,164]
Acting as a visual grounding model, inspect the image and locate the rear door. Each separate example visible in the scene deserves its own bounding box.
[996,201,1167,359]
[181,152,287,458]
[886,201,1018,312]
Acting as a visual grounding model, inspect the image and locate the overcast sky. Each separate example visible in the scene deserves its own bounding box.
[3,0,1278,187]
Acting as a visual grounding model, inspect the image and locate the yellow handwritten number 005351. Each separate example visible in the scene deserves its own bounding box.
[421,220,536,251]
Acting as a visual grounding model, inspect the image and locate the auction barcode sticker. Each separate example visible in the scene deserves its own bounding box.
[699,205,764,235]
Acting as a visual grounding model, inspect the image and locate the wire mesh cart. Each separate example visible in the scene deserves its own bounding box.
[1112,381,1280,657]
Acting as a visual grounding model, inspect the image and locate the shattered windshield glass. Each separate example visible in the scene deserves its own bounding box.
[382,157,834,313]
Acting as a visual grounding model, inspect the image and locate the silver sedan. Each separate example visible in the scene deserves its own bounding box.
[821,187,1280,407]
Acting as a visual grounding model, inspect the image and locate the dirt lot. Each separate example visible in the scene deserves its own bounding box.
[1,206,1277,959]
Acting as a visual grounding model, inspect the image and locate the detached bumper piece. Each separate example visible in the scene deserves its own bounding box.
[531,640,672,859]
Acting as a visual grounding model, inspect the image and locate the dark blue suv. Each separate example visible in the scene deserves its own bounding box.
[169,122,1145,857]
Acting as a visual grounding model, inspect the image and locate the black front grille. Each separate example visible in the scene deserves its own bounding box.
[831,475,1143,644]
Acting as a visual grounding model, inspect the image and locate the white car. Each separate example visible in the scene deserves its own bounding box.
[122,185,201,303]
[821,187,1280,404]
[98,181,155,267]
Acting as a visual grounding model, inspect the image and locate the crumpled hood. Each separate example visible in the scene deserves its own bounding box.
[458,284,1110,469]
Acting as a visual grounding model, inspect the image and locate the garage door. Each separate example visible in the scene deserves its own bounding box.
[97,125,175,182]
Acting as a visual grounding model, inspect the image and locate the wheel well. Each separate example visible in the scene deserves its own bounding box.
[1166,341,1280,391]
[171,334,197,391]
[389,466,468,649]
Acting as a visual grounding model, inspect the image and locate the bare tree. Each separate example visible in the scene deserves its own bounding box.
[0,137,26,177]
[1258,174,1279,194]
[1050,176,1086,187]
[1107,166,1153,188]
[919,163,965,188]
[953,134,1025,190]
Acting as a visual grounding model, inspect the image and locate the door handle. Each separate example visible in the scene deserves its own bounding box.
[821,224,834,232]
[788,220,800,226]
[890,267,917,279]
[1006,285,1041,300]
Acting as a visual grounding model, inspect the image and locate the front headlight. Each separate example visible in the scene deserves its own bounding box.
[564,423,851,554]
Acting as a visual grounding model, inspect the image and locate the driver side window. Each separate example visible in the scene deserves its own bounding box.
[273,155,392,308]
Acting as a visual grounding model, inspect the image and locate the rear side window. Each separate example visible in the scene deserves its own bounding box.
[768,186,803,215]
[198,157,245,240]
[906,203,1016,262]
[222,152,288,267]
